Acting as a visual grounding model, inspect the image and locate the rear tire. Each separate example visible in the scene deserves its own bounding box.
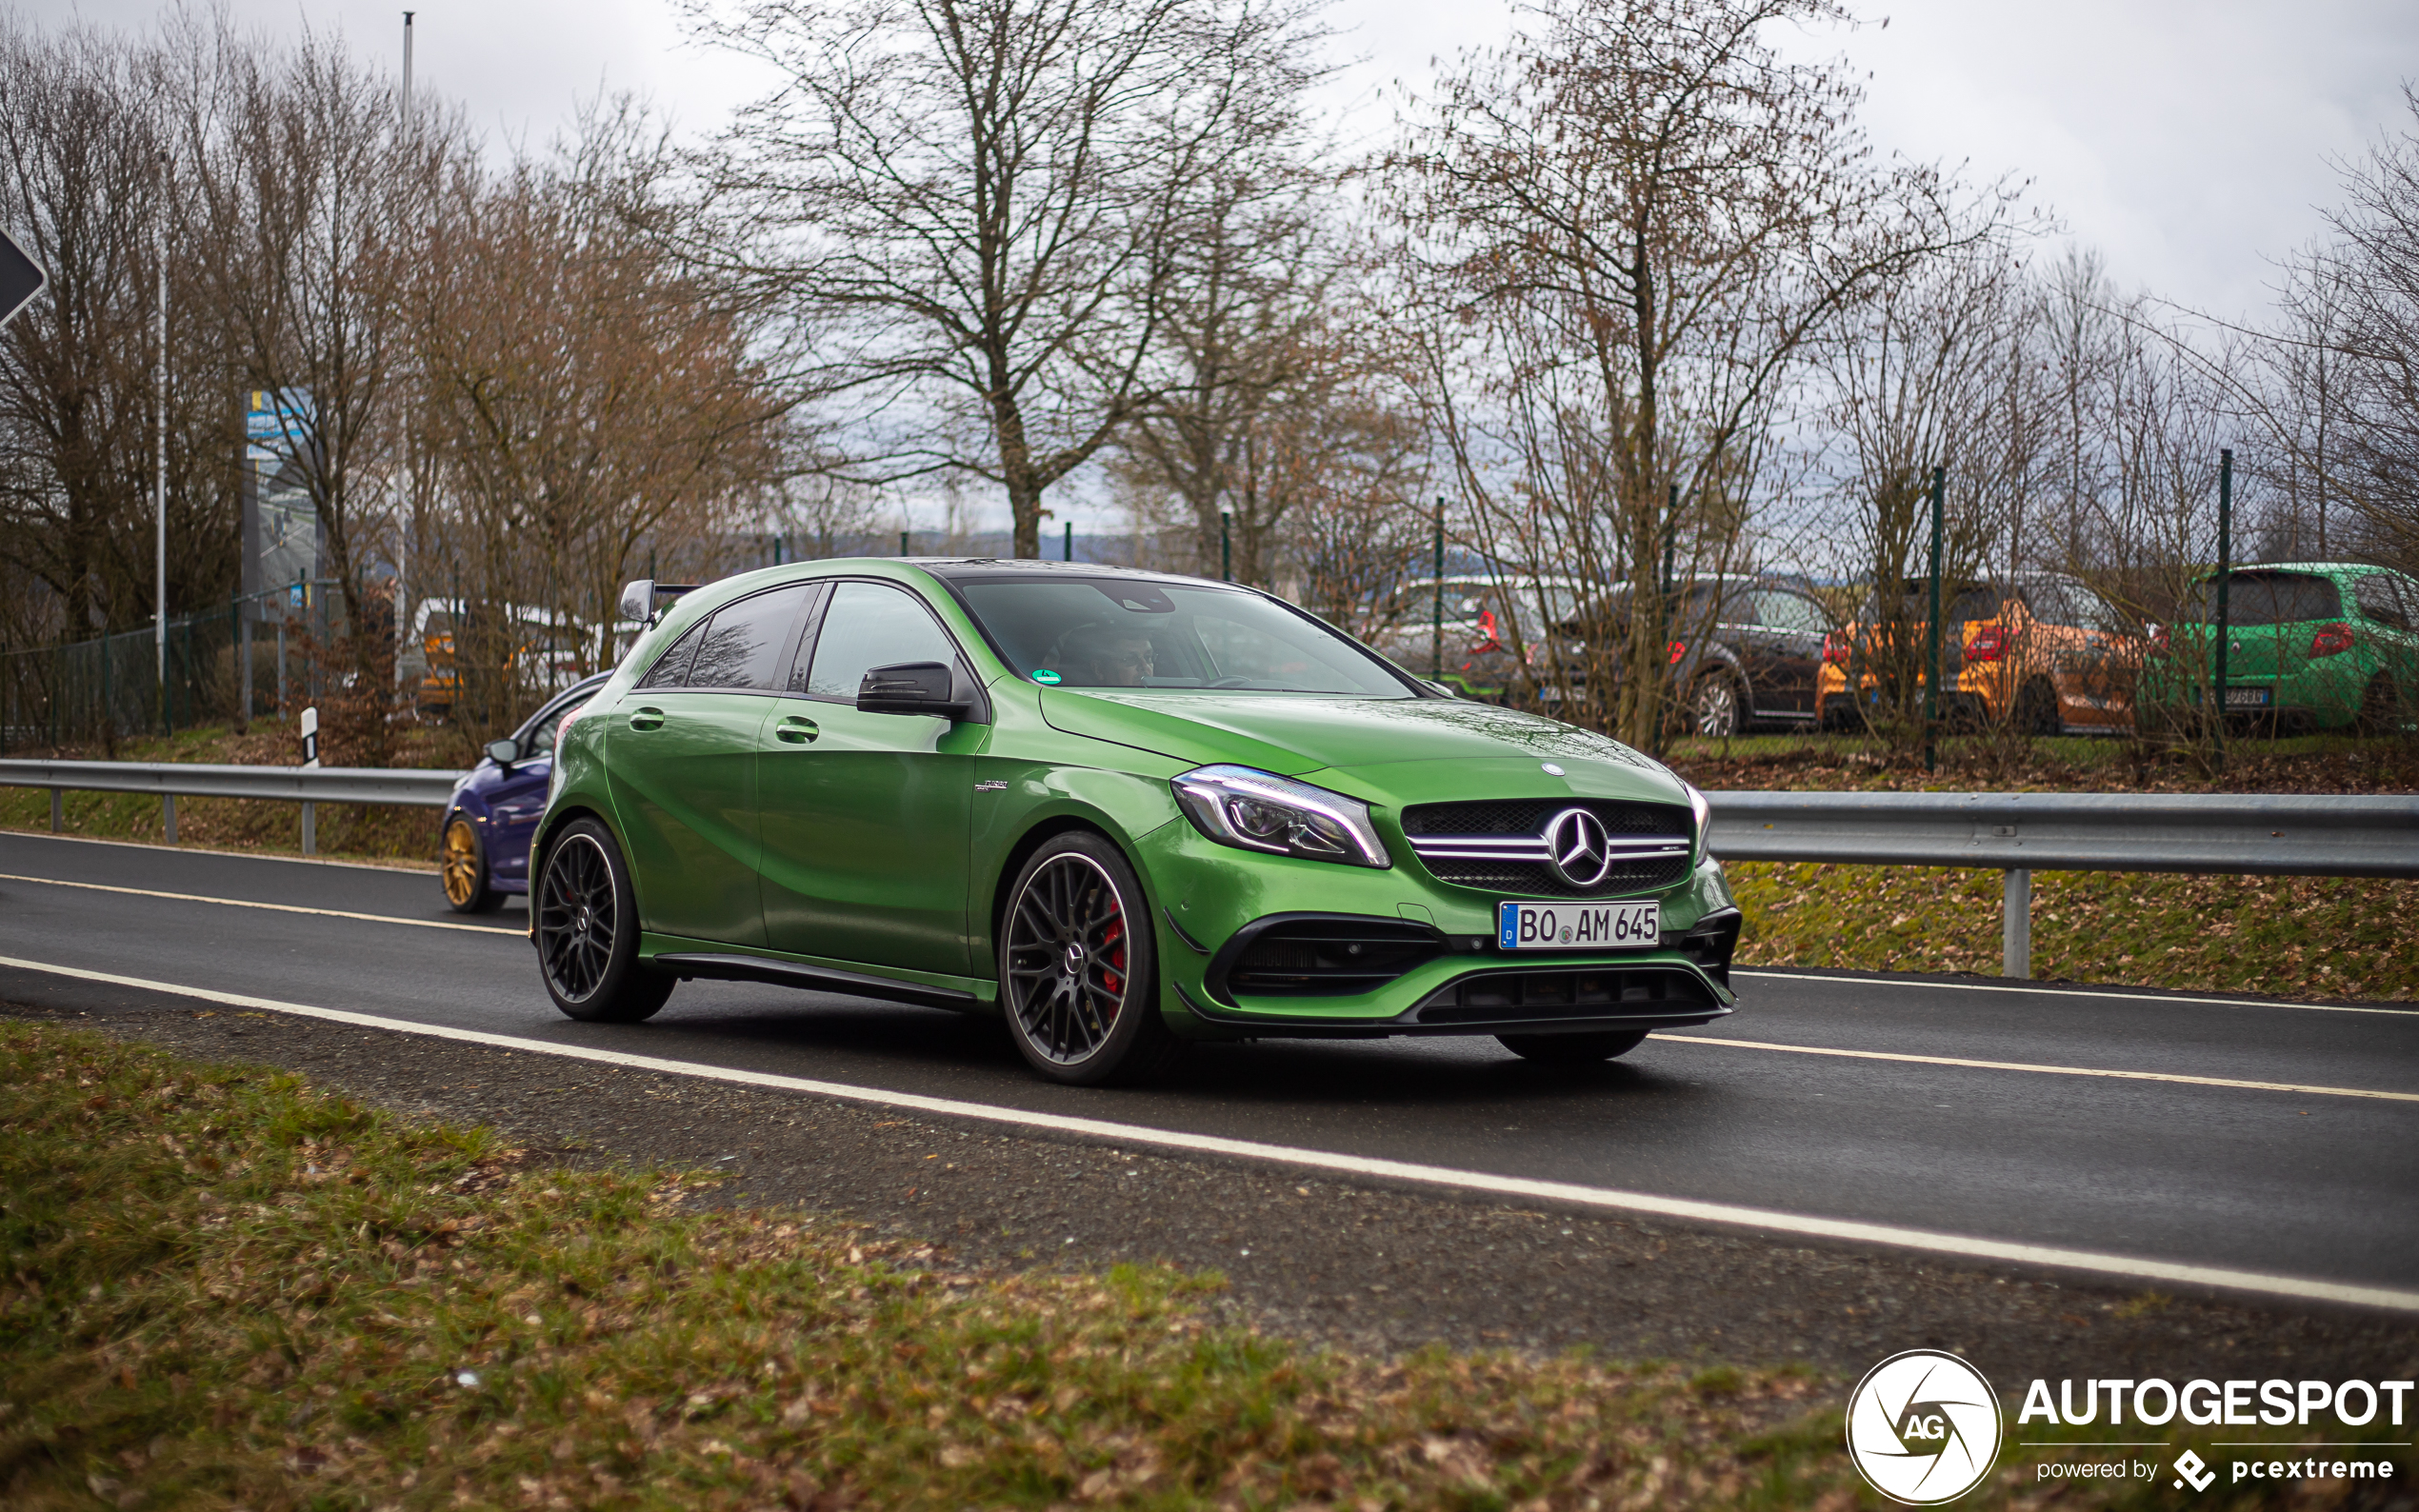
[1497,1028,1649,1063]
[999,831,1181,1086]
[441,815,500,913]
[1689,673,1745,738]
[534,818,672,1024]
[2014,677,2061,737]
[2358,674,2400,736]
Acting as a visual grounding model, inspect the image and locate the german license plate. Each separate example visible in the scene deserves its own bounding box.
[2224,686,2269,707]
[1497,900,1659,951]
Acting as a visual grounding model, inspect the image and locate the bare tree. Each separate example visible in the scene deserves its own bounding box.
[172,27,435,760]
[1391,0,1986,746]
[1813,244,2035,748]
[417,103,788,746]
[2313,86,2419,572]
[1110,157,1349,585]
[0,17,241,645]
[690,0,1329,557]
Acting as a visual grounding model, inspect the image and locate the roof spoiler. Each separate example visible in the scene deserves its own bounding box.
[616,579,697,628]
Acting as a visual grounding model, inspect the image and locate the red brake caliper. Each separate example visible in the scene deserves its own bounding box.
[1100,913,1125,1009]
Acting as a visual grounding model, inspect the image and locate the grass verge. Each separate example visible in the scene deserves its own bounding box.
[7,1023,2411,1509]
[0,1022,1855,1510]
[1728,864,2419,1002]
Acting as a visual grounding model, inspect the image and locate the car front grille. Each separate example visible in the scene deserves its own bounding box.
[1399,798,1691,898]
[1410,965,1719,1025]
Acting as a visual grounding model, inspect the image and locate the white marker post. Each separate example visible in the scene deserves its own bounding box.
[300,705,319,855]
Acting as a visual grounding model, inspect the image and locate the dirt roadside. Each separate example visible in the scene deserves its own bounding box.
[8,996,2413,1397]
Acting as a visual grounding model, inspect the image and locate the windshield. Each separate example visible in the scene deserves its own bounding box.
[953,576,1419,697]
[2181,571,2342,626]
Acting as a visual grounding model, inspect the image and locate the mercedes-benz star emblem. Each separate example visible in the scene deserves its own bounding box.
[1544,806,1614,889]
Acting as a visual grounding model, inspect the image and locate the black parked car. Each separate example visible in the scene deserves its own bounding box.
[1543,576,1829,735]
[1667,578,1831,736]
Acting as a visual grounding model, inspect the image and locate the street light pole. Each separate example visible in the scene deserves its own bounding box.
[397,10,416,690]
[154,153,169,731]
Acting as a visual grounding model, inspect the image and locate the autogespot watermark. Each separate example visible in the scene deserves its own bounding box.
[1846,1350,2004,1505]
[2016,1375,2412,1495]
[1848,1353,2415,1505]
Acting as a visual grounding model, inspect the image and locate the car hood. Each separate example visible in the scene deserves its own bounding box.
[1037,689,1689,806]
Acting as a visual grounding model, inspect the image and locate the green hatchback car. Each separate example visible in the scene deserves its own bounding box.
[2146,562,2419,733]
[530,560,1741,1084]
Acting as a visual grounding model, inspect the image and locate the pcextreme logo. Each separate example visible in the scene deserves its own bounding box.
[1846,1350,2005,1505]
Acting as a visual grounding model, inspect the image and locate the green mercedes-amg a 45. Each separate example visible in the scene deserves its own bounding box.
[530,559,1742,1084]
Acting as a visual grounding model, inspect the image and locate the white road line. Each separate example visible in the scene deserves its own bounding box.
[0,826,441,875]
[6,951,2416,1316]
[1736,968,2419,1018]
[1649,1033,2419,1104]
[0,873,518,935]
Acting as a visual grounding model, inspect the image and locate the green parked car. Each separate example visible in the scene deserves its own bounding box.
[2146,562,2419,733]
[530,560,1741,1084]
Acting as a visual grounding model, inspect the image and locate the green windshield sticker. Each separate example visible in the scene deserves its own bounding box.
[1031,668,1063,686]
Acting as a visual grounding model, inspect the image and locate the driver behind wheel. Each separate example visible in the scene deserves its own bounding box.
[1048,622,1157,686]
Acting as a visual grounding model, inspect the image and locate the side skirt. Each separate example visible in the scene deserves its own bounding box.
[652,951,987,1013]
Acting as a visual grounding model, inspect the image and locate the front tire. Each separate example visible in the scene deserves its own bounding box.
[1498,1028,1649,1063]
[441,815,500,913]
[535,818,672,1024]
[999,832,1180,1085]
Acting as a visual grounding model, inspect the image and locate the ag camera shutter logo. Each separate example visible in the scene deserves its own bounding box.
[1847,1350,2004,1504]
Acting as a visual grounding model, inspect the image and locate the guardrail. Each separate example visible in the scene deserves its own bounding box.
[0,757,466,854]
[1705,790,2419,977]
[1,760,2411,979]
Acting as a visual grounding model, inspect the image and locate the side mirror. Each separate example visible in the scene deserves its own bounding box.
[616,579,697,627]
[484,737,522,766]
[857,661,975,720]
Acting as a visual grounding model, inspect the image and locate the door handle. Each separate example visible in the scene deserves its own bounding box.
[628,706,664,731]
[773,715,819,745]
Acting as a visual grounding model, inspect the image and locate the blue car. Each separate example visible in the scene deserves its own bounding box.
[440,672,613,912]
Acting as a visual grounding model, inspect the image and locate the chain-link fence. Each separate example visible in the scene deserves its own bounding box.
[0,582,348,752]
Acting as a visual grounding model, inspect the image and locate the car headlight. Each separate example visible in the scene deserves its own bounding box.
[1171,766,1389,868]
[1683,780,1712,864]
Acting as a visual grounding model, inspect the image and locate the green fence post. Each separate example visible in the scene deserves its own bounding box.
[1430,500,1445,682]
[1220,512,1232,582]
[1064,521,1073,563]
[100,628,112,747]
[2214,448,2232,774]
[1924,467,1945,774]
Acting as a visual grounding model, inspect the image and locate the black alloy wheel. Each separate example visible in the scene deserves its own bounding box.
[1690,672,1745,738]
[1498,1028,1649,1063]
[2014,677,2061,737]
[535,818,672,1023]
[1000,832,1178,1085]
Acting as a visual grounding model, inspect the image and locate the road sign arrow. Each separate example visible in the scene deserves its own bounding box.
[1,225,47,331]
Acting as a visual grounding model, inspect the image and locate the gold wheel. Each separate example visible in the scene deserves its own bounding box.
[442,818,487,909]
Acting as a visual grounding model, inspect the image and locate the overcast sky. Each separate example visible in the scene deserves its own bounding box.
[24,0,2419,528]
[33,0,2416,319]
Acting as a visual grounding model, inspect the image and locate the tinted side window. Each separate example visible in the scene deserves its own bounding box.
[2353,574,2410,630]
[803,582,960,698]
[2188,572,2341,627]
[635,621,708,688]
[1753,591,1826,635]
[686,584,813,690]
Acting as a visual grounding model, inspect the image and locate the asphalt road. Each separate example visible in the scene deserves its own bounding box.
[4,828,2416,1304]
